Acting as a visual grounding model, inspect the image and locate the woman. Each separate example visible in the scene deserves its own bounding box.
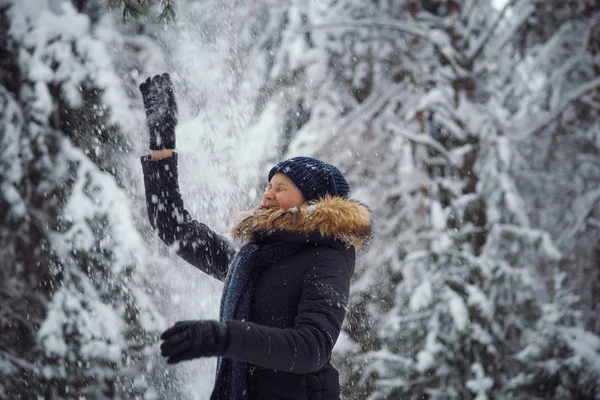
[139,73,371,399]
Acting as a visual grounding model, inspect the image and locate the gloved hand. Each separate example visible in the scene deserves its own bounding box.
[139,73,178,150]
[160,320,229,364]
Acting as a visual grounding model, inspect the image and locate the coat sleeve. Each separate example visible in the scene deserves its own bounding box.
[223,248,353,374]
[140,153,234,281]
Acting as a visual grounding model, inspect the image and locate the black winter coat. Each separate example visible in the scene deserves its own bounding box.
[141,154,371,400]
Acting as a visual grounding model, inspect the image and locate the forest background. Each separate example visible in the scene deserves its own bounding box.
[1,0,599,398]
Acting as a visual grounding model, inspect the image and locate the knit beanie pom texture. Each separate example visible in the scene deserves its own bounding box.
[268,157,351,201]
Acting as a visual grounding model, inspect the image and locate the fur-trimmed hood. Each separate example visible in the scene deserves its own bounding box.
[232,195,372,251]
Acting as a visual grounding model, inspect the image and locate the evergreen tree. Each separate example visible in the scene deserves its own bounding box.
[240,0,600,398]
[0,1,164,397]
[2,0,599,398]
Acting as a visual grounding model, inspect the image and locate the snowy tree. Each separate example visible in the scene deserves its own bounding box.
[2,0,599,398]
[238,0,600,398]
[504,0,600,336]
[0,0,164,397]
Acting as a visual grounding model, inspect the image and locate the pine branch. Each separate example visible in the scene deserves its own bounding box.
[158,0,175,25]
[121,0,143,23]
[107,0,122,8]
[107,0,177,24]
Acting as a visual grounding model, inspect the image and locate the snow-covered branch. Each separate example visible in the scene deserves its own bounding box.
[305,19,460,73]
[387,311,433,326]
[386,122,455,165]
[514,77,600,141]
[313,83,407,159]
[365,349,413,367]
[0,352,37,372]
[557,187,600,246]
[465,0,520,63]
[491,2,536,56]
[589,219,600,229]
[462,0,483,25]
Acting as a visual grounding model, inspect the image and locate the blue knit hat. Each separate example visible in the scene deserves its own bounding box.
[268,157,351,201]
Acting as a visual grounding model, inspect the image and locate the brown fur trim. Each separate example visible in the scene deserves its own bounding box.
[232,195,371,250]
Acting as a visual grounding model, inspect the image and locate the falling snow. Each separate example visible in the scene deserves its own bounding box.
[1,0,600,399]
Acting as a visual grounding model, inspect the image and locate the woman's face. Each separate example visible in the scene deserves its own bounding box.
[262,173,306,211]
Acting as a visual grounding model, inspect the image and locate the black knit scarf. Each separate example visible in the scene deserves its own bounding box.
[210,234,309,400]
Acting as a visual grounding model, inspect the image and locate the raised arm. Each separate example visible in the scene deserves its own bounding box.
[139,73,233,281]
[141,152,233,281]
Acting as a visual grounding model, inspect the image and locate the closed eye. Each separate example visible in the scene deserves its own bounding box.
[267,184,287,192]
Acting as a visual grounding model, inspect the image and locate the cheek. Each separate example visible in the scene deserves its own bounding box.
[275,193,292,207]
[280,192,302,207]
[276,193,288,203]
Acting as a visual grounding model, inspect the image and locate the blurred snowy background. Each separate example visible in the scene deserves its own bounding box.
[1,0,599,399]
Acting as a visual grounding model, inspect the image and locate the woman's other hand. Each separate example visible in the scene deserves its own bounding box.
[160,320,229,364]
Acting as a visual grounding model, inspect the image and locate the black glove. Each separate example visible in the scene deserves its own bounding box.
[160,320,229,364]
[139,73,178,150]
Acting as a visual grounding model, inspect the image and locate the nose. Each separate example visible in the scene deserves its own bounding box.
[263,188,274,202]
